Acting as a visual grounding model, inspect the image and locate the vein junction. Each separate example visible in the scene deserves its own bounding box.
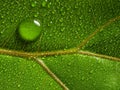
[0,48,120,62]
[0,16,120,62]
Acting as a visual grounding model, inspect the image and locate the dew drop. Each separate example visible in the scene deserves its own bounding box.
[59,18,63,22]
[56,0,59,2]
[31,1,37,7]
[42,1,47,7]
[49,82,53,86]
[68,62,72,66]
[81,76,85,80]
[18,19,42,41]
[2,21,5,24]
[7,79,11,82]
[47,2,51,8]
[89,70,94,74]
[93,82,96,86]
[1,15,4,19]
[34,12,39,18]
[36,87,40,90]
[17,84,21,88]
[70,75,73,78]
[0,29,5,34]
[32,64,36,68]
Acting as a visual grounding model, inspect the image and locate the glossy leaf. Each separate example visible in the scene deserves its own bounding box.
[0,0,120,90]
[0,55,62,90]
[43,54,120,90]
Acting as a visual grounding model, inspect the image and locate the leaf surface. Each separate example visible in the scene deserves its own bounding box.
[0,55,62,90]
[0,0,120,90]
[43,54,120,90]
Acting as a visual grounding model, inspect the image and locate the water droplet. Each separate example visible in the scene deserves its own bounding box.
[75,3,78,8]
[68,62,72,66]
[93,82,96,86]
[34,12,39,18]
[36,87,39,90]
[2,21,5,24]
[18,19,42,41]
[89,70,94,74]
[81,76,85,80]
[0,29,5,34]
[59,18,63,22]
[17,84,21,87]
[47,2,51,8]
[42,1,47,7]
[61,27,65,32]
[56,0,59,2]
[7,79,11,82]
[31,1,37,7]
[1,15,4,19]
[49,82,53,86]
[70,75,73,78]
[32,64,36,68]
[49,34,52,36]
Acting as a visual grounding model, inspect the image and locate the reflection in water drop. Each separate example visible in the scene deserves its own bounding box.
[34,20,40,26]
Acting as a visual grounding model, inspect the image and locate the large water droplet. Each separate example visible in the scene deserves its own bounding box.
[18,19,42,41]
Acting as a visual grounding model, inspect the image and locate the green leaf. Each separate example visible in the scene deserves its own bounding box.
[0,0,120,90]
[43,54,120,90]
[0,55,62,90]
[1,0,119,52]
[83,20,120,58]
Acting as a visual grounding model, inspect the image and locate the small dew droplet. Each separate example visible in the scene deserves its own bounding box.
[42,1,47,7]
[31,1,37,7]
[47,2,51,8]
[17,84,21,88]
[1,15,4,19]
[81,76,85,81]
[89,70,94,74]
[34,12,39,18]
[49,82,53,86]
[68,62,72,66]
